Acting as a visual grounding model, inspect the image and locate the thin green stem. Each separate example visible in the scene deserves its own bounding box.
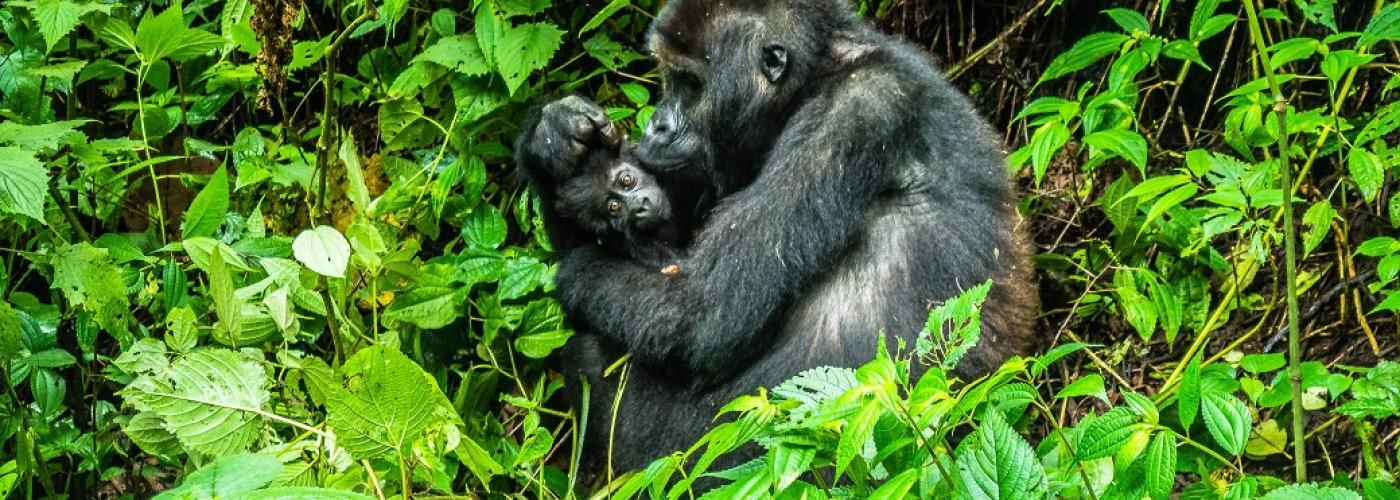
[1241,0,1305,482]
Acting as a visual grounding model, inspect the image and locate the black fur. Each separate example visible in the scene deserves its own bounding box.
[515,0,1038,475]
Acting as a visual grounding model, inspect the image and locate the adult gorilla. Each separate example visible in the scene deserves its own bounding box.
[516,0,1037,473]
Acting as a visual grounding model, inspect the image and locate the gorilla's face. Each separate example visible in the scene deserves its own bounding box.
[558,157,672,237]
[639,1,829,173]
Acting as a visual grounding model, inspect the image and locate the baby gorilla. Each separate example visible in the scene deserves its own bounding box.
[556,148,695,275]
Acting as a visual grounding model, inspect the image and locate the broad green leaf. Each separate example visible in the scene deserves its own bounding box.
[1261,484,1362,500]
[20,348,76,369]
[0,302,19,364]
[1083,129,1148,174]
[1303,200,1337,255]
[120,349,270,456]
[383,287,459,329]
[0,147,48,221]
[1359,4,1400,47]
[153,453,281,499]
[1356,237,1398,257]
[52,243,131,338]
[1076,407,1139,461]
[1055,373,1106,401]
[869,469,918,500]
[1239,353,1286,374]
[1293,0,1338,32]
[338,136,370,213]
[134,3,224,63]
[495,0,549,18]
[182,167,230,239]
[1031,342,1093,376]
[1143,184,1198,228]
[241,488,374,500]
[293,226,351,278]
[1029,120,1070,185]
[1104,8,1150,34]
[1349,149,1384,202]
[1143,432,1176,500]
[835,399,880,480]
[1037,32,1129,85]
[463,205,507,249]
[494,23,564,95]
[956,409,1046,499]
[515,329,572,359]
[122,411,182,457]
[1201,394,1250,455]
[1268,38,1320,70]
[584,33,646,71]
[0,119,89,150]
[499,257,548,300]
[18,0,109,50]
[455,435,505,490]
[769,443,815,491]
[455,248,507,287]
[1245,418,1288,457]
[326,346,455,460]
[413,35,490,76]
[581,0,630,34]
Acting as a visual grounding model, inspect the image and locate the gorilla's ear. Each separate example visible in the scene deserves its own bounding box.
[760,44,788,83]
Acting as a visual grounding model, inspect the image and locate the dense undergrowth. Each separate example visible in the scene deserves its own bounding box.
[0,0,1397,498]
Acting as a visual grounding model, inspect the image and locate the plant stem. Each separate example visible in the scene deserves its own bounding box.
[1241,0,1305,482]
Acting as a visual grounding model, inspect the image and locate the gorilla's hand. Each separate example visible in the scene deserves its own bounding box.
[517,96,623,186]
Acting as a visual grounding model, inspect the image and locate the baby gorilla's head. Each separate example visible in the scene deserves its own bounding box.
[558,150,673,238]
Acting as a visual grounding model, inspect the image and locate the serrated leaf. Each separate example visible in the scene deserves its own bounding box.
[384,287,459,329]
[869,469,918,500]
[413,35,490,76]
[135,3,225,62]
[182,167,229,239]
[1245,418,1288,457]
[1083,128,1148,174]
[1303,200,1337,255]
[1201,394,1250,455]
[241,488,374,500]
[835,399,880,480]
[1178,354,1201,429]
[21,0,108,50]
[494,23,564,95]
[52,243,131,338]
[0,119,88,150]
[1038,32,1129,85]
[581,0,630,34]
[1029,121,1070,185]
[1055,373,1106,401]
[1104,8,1150,34]
[1349,149,1384,202]
[462,205,507,249]
[153,453,282,499]
[338,136,370,213]
[1143,432,1176,500]
[1360,4,1400,47]
[1076,407,1140,461]
[293,226,351,278]
[0,147,48,221]
[956,409,1046,499]
[498,257,548,300]
[515,329,571,359]
[325,346,455,460]
[123,411,183,457]
[1032,342,1093,376]
[0,302,20,363]
[120,349,270,456]
[1261,484,1362,500]
[584,33,646,71]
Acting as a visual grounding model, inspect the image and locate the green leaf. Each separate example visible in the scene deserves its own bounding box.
[52,243,131,338]
[1349,149,1384,202]
[1303,200,1337,255]
[413,35,490,76]
[1038,32,1129,86]
[1029,120,1070,185]
[769,443,815,491]
[835,399,880,480]
[153,453,282,499]
[956,409,1046,499]
[1083,129,1148,174]
[1055,373,1106,401]
[20,348,76,368]
[1032,342,1093,377]
[1359,4,1400,47]
[499,257,548,300]
[1143,432,1177,500]
[134,3,225,62]
[515,329,572,359]
[241,488,374,500]
[462,205,507,249]
[0,302,20,363]
[383,287,459,330]
[1076,407,1140,461]
[584,33,646,71]
[1201,394,1250,455]
[869,469,918,500]
[1104,8,1150,34]
[293,226,351,278]
[20,0,109,50]
[494,23,564,95]
[339,136,371,213]
[123,411,182,457]
[581,0,630,34]
[120,349,270,456]
[1356,237,1398,257]
[182,167,229,239]
[0,147,48,221]
[1261,484,1362,500]
[1240,353,1286,374]
[326,345,455,460]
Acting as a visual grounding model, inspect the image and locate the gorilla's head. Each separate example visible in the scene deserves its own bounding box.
[557,150,673,237]
[638,0,854,174]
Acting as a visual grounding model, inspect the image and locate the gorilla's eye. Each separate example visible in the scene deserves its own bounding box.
[760,44,788,83]
[619,173,636,189]
[606,199,623,215]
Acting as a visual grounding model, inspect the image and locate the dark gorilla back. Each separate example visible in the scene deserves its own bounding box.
[516,0,1038,478]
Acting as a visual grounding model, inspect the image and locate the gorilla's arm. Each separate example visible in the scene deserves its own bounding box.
[554,75,914,378]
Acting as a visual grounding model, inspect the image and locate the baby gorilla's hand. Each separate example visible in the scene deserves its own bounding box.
[661,264,681,276]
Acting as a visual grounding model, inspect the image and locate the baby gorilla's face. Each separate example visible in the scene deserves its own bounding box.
[559,157,672,237]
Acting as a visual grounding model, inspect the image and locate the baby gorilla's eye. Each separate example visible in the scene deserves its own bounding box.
[606,198,623,215]
[619,173,636,189]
